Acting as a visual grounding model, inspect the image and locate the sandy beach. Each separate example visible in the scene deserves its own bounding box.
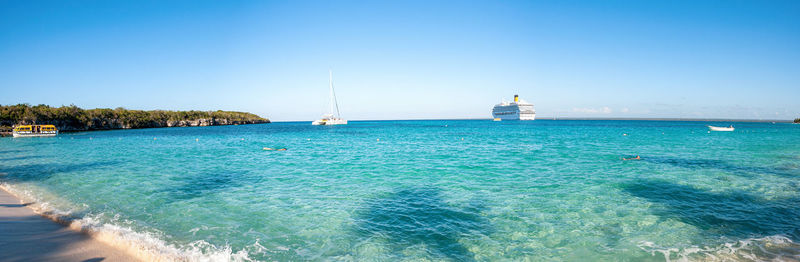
[0,187,138,262]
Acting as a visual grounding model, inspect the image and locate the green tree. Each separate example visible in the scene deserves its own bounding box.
[0,104,268,131]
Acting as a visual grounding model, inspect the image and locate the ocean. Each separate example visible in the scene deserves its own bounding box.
[1,120,798,261]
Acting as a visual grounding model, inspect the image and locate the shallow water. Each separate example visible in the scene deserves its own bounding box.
[1,120,799,261]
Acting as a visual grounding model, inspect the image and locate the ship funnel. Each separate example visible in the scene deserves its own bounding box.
[514,94,519,102]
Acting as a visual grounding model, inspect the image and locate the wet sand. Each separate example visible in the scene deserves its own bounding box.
[0,188,139,262]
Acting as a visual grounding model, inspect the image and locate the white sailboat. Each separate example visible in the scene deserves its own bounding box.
[312,70,347,126]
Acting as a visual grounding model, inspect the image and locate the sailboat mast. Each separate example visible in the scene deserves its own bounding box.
[330,70,342,118]
[329,70,334,116]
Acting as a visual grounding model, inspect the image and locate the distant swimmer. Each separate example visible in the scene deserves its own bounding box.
[263,147,287,151]
[622,155,641,160]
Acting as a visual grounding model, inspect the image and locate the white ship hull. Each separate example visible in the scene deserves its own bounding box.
[12,131,58,137]
[708,125,734,131]
[492,111,536,120]
[312,118,348,126]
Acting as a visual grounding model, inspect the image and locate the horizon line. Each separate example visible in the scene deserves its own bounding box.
[271,117,795,123]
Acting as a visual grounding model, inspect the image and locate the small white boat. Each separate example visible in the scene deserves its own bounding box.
[708,125,734,132]
[312,70,347,126]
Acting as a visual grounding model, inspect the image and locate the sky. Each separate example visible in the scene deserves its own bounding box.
[1,0,798,121]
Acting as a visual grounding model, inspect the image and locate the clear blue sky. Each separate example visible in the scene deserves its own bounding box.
[1,0,798,121]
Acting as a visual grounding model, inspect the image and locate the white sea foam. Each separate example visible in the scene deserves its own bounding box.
[638,236,800,262]
[0,183,261,262]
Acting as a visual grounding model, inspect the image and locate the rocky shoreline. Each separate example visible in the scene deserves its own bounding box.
[69,117,270,131]
[0,118,269,136]
[1,104,271,136]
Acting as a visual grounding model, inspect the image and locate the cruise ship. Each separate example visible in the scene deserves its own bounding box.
[492,95,536,120]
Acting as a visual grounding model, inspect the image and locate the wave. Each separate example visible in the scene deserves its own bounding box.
[637,236,800,262]
[6,180,799,261]
[0,183,264,262]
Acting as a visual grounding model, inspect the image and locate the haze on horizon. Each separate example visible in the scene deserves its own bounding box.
[1,0,798,121]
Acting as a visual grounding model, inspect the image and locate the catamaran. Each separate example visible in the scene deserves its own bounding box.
[312,70,347,126]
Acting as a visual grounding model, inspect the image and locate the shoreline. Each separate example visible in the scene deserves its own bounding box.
[56,121,271,133]
[0,121,271,137]
[0,183,252,262]
[0,186,140,261]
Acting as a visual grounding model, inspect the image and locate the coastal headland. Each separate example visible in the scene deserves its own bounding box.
[0,104,269,136]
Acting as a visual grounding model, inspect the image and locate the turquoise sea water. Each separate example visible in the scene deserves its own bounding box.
[1,120,799,261]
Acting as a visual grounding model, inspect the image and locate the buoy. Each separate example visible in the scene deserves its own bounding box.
[623,133,628,136]
[377,138,380,141]
[154,137,157,140]
[241,138,244,141]
[195,138,199,142]
[461,138,464,141]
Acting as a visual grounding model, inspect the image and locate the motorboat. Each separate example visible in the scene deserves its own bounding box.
[708,125,734,132]
[12,124,58,137]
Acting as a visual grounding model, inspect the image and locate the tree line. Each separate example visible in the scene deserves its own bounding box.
[0,104,269,132]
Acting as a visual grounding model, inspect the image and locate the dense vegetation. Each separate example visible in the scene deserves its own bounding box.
[795,118,799,123]
[0,104,269,132]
